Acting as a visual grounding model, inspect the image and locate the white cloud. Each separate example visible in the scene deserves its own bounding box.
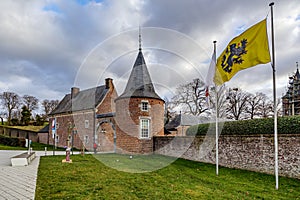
[0,0,299,108]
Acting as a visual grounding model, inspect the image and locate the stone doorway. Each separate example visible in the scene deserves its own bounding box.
[96,119,116,153]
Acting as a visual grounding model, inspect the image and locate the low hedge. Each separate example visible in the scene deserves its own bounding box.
[186,115,300,136]
[0,135,26,147]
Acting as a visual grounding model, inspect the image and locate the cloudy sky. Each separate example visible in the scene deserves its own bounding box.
[0,0,299,107]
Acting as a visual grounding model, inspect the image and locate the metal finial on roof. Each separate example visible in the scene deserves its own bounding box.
[139,26,142,51]
[116,27,163,101]
[297,62,299,70]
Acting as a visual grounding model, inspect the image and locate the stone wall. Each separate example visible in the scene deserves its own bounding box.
[0,126,38,142]
[38,132,50,145]
[154,134,300,179]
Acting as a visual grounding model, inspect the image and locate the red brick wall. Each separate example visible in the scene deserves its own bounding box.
[49,112,95,150]
[97,121,115,152]
[28,132,39,142]
[38,133,50,145]
[95,81,117,152]
[73,111,95,150]
[115,97,164,154]
[96,80,118,114]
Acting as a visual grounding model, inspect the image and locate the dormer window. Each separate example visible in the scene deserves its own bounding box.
[141,100,149,111]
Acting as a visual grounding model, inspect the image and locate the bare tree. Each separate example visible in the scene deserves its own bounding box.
[246,92,265,119]
[256,94,272,118]
[264,97,282,118]
[23,95,39,112]
[42,99,59,118]
[164,97,176,125]
[207,85,228,118]
[0,110,6,125]
[226,88,250,120]
[276,98,283,117]
[171,78,208,116]
[0,110,5,125]
[0,92,21,125]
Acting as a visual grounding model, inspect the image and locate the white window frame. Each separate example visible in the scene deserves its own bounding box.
[140,118,150,139]
[55,123,59,129]
[85,120,89,128]
[84,135,89,145]
[140,100,150,111]
[55,135,59,144]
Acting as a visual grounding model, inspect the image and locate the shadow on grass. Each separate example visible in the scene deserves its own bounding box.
[35,154,300,200]
[94,153,176,173]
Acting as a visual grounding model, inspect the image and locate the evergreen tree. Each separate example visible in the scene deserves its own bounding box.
[35,114,44,126]
[21,106,31,126]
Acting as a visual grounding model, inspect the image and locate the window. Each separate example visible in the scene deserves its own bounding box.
[55,135,59,144]
[142,102,148,111]
[85,120,89,128]
[141,101,149,111]
[140,119,150,138]
[84,135,89,144]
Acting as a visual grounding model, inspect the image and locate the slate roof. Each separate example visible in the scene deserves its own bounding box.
[50,85,108,115]
[117,50,163,101]
[38,124,49,133]
[165,114,208,130]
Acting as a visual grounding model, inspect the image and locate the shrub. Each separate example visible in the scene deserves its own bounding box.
[11,118,19,126]
[186,116,300,136]
[0,135,25,147]
[35,114,44,126]
[186,123,209,136]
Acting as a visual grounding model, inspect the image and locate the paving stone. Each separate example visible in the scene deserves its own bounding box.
[0,150,79,200]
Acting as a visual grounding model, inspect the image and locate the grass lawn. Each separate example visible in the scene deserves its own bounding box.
[35,154,300,200]
[0,144,27,150]
[0,142,66,151]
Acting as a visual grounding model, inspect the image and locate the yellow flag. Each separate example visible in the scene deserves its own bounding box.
[214,19,271,85]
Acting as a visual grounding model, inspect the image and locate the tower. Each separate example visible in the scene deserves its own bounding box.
[115,28,165,154]
[282,62,300,116]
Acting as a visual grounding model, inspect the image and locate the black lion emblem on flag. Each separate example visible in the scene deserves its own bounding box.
[221,38,248,73]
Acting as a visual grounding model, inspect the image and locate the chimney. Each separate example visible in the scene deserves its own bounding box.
[71,87,80,98]
[105,78,113,89]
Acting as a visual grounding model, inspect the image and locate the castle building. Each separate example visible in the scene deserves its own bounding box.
[48,78,117,151]
[282,63,300,116]
[114,40,165,154]
[49,31,164,154]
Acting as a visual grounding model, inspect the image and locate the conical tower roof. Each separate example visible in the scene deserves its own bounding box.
[295,68,300,80]
[117,49,163,100]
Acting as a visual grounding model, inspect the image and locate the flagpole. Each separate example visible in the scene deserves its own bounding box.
[213,40,219,176]
[269,2,279,190]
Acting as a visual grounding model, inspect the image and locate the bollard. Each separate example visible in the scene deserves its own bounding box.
[62,138,72,163]
[66,148,70,161]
